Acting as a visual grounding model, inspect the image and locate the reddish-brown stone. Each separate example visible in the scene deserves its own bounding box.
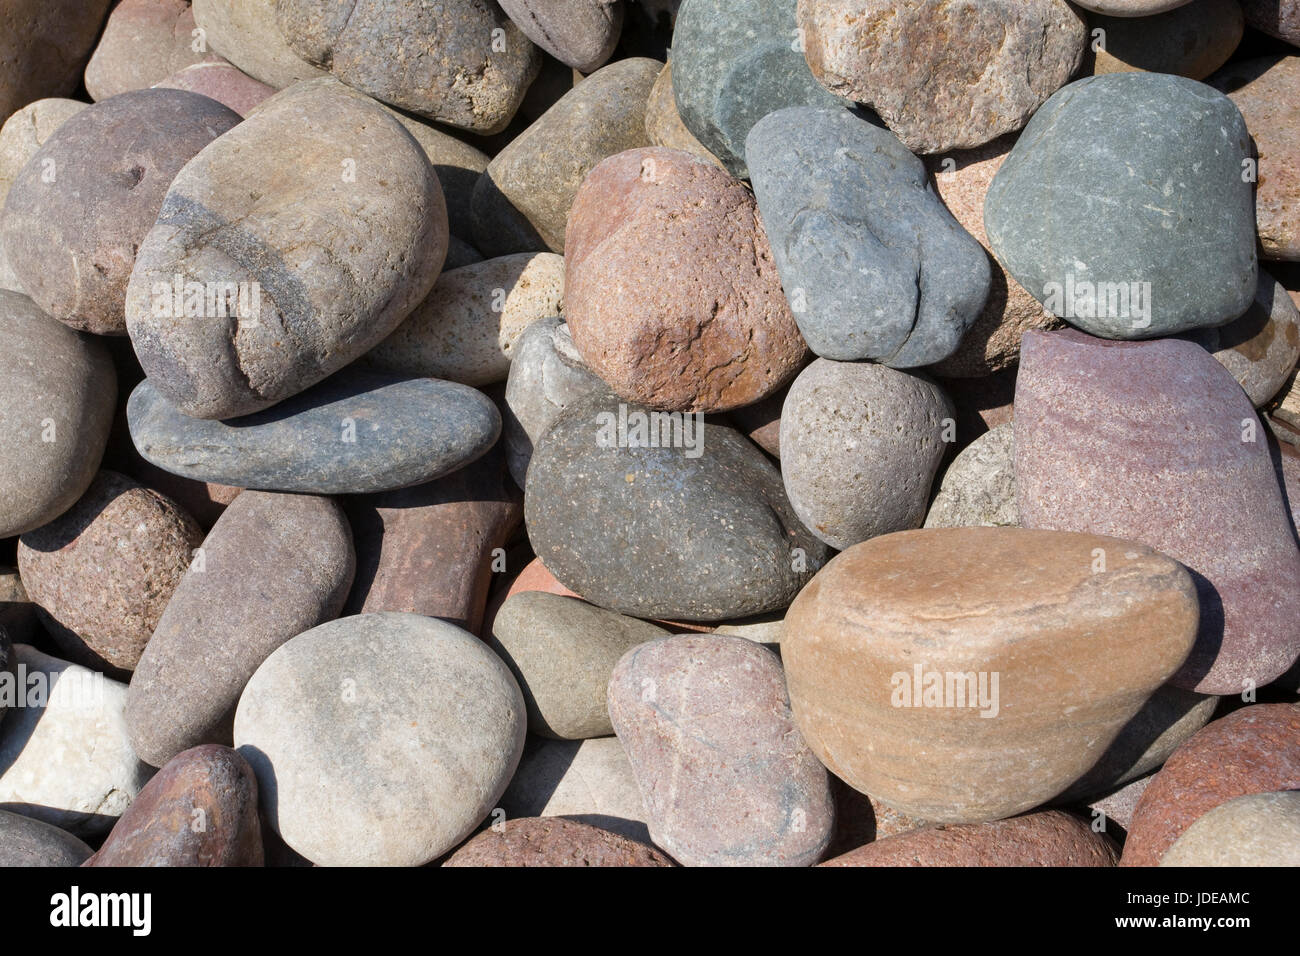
[154,60,276,116]
[443,817,673,867]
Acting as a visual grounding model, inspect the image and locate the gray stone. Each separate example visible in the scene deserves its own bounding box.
[234,612,526,866]
[985,73,1257,339]
[781,359,953,550]
[127,368,500,494]
[498,0,622,73]
[525,390,829,621]
[747,106,990,366]
[1159,791,1300,866]
[0,808,93,866]
[924,423,1018,528]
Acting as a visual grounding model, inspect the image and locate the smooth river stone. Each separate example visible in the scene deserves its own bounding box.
[191,0,327,89]
[985,73,1256,339]
[0,291,116,538]
[821,811,1118,867]
[1240,0,1300,43]
[608,634,834,866]
[1,89,241,335]
[644,61,723,168]
[0,809,93,866]
[798,0,1086,154]
[748,107,989,367]
[126,491,354,767]
[0,99,88,209]
[85,0,219,100]
[124,80,447,420]
[127,369,499,494]
[1122,703,1300,865]
[0,645,153,836]
[344,443,522,634]
[566,147,807,412]
[234,612,527,867]
[0,0,110,122]
[525,391,828,621]
[671,0,844,179]
[276,0,540,133]
[1159,791,1300,866]
[154,60,276,116]
[1015,330,1300,693]
[1073,1,1196,12]
[783,527,1199,823]
[445,817,672,867]
[86,745,262,866]
[364,253,564,387]
[471,57,660,256]
[1087,0,1242,79]
[489,592,669,739]
[498,0,622,73]
[781,359,953,550]
[923,423,1018,529]
[17,470,203,673]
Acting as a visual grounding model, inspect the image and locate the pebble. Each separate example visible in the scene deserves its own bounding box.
[1159,790,1300,866]
[1073,1,1197,12]
[0,808,93,866]
[782,527,1199,823]
[780,359,954,549]
[444,817,673,867]
[798,0,1086,154]
[643,61,723,168]
[0,291,116,538]
[985,74,1257,339]
[525,390,828,621]
[126,491,355,767]
[608,634,835,866]
[233,612,526,867]
[1,89,241,335]
[0,0,110,121]
[0,99,88,209]
[566,146,807,412]
[154,60,275,116]
[17,470,203,672]
[85,0,219,100]
[190,0,327,90]
[923,423,1018,529]
[747,107,989,367]
[1240,0,1300,44]
[124,80,447,420]
[498,0,623,73]
[1086,0,1243,79]
[1015,329,1300,694]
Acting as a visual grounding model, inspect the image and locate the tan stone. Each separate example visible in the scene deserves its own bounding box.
[644,61,723,168]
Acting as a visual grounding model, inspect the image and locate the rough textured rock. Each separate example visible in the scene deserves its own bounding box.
[783,527,1200,823]
[126,491,354,767]
[234,612,526,867]
[924,423,1018,528]
[566,146,806,412]
[643,61,722,167]
[1159,790,1300,866]
[154,60,275,116]
[1122,703,1300,865]
[17,470,203,672]
[490,592,668,739]
[365,253,564,387]
[608,634,834,866]
[1087,0,1242,79]
[1,89,241,335]
[127,369,499,494]
[85,0,219,100]
[526,391,828,621]
[0,292,116,538]
[985,74,1257,339]
[821,811,1118,867]
[86,745,262,866]
[498,0,623,73]
[0,0,110,122]
[125,80,447,420]
[0,645,152,836]
[190,0,328,89]
[0,809,93,866]
[748,107,989,367]
[0,99,88,210]
[471,57,660,256]
[798,0,1086,154]
[1239,0,1300,44]
[671,0,844,178]
[121,459,240,530]
[444,817,672,867]
[781,360,953,549]
[1015,330,1300,693]
[276,0,540,133]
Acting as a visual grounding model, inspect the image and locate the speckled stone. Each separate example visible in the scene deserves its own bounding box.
[85,0,219,100]
[924,423,1018,529]
[0,809,92,866]
[783,527,1200,823]
[445,817,672,867]
[566,146,807,412]
[985,74,1257,339]
[748,107,989,367]
[1015,330,1300,693]
[471,57,660,256]
[1239,0,1300,44]
[1159,790,1300,866]
[122,459,240,530]
[798,0,1086,154]
[191,0,327,89]
[1086,0,1242,79]
[86,745,262,866]
[234,612,527,867]
[525,391,828,621]
[608,634,834,866]
[1,89,240,335]
[1122,703,1300,866]
[126,491,354,767]
[0,99,88,209]
[498,0,622,73]
[0,0,110,122]
[125,80,447,420]
[17,470,203,672]
[643,61,723,168]
[153,60,275,116]
[820,811,1118,867]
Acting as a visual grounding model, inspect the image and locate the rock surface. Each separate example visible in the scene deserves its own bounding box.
[643,61,722,167]
[154,60,275,116]
[85,0,219,100]
[498,0,623,73]
[0,0,110,122]
[0,809,93,866]
[1159,790,1300,866]
[1087,0,1242,79]
[924,423,1018,529]
[1239,0,1300,44]
[0,99,88,209]
[444,817,673,867]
